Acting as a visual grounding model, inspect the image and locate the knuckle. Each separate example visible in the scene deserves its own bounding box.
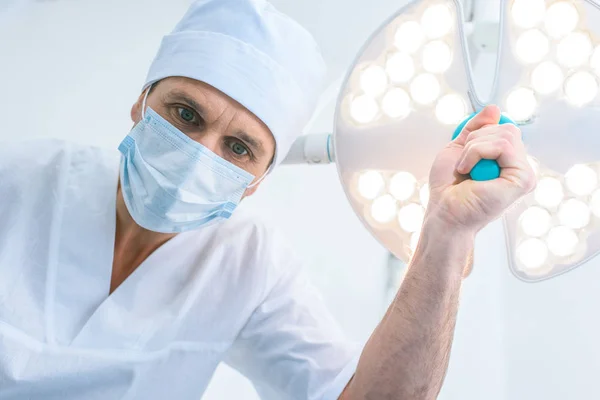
[504,124,522,138]
[497,138,512,152]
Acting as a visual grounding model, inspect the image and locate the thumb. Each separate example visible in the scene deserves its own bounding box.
[453,105,502,145]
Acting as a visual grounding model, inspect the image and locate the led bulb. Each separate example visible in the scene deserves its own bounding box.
[420,184,430,206]
[395,21,424,54]
[558,199,591,229]
[511,0,546,29]
[545,1,579,39]
[506,88,537,122]
[389,171,417,201]
[371,194,397,223]
[386,52,415,83]
[421,4,453,39]
[381,88,411,119]
[350,95,379,124]
[519,206,552,237]
[358,171,385,200]
[535,177,564,209]
[410,231,420,251]
[591,46,600,76]
[435,94,467,125]
[517,238,549,271]
[531,62,564,95]
[410,73,441,105]
[360,65,388,97]
[516,29,549,64]
[565,164,598,196]
[547,226,579,257]
[565,72,599,107]
[422,40,452,73]
[590,189,600,217]
[398,203,426,232]
[557,32,592,68]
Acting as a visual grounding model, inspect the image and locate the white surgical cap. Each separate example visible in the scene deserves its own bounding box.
[144,0,327,166]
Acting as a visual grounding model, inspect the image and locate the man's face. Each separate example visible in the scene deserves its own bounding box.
[130,77,276,196]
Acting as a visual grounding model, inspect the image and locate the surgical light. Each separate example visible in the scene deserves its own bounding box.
[564,71,599,107]
[591,46,600,75]
[557,31,592,68]
[515,29,549,64]
[419,184,430,206]
[358,170,385,200]
[506,88,537,122]
[410,73,441,105]
[398,203,425,232]
[590,190,600,217]
[371,195,397,223]
[394,21,424,53]
[531,62,564,95]
[535,177,564,209]
[517,238,549,271]
[558,198,591,229]
[435,94,467,124]
[350,95,379,124]
[547,226,579,257]
[519,206,552,237]
[360,65,388,97]
[544,1,579,39]
[565,164,598,196]
[386,52,415,83]
[511,0,546,29]
[381,88,412,119]
[421,4,453,39]
[389,171,417,201]
[422,40,452,73]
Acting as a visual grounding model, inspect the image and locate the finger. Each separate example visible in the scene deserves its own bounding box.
[457,139,517,175]
[464,123,522,147]
[453,105,502,146]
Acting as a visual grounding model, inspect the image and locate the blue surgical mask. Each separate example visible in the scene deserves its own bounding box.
[118,106,256,233]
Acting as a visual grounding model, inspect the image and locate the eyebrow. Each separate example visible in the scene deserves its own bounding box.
[164,89,266,156]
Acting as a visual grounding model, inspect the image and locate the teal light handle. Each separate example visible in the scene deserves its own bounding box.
[451,113,517,181]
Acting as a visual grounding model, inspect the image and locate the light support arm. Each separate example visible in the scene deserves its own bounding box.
[281,133,335,165]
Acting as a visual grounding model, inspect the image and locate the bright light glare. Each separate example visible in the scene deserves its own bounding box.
[421,4,453,39]
[435,94,467,125]
[511,0,546,29]
[389,171,417,201]
[422,40,452,73]
[398,203,426,232]
[545,1,579,38]
[386,52,415,83]
[381,88,411,119]
[395,21,424,54]
[350,95,379,124]
[547,226,579,257]
[506,88,537,121]
[591,46,600,76]
[531,62,564,95]
[557,32,592,68]
[565,72,599,107]
[590,189,600,217]
[558,199,591,229]
[410,231,420,251]
[565,164,598,196]
[420,184,430,206]
[358,170,385,200]
[360,65,388,97]
[516,29,549,64]
[535,177,564,208]
[519,206,552,237]
[517,238,549,271]
[410,73,441,105]
[371,195,397,223]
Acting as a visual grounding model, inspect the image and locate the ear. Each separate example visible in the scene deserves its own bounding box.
[130,90,147,123]
[243,183,262,198]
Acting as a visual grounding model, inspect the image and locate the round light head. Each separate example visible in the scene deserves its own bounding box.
[544,1,579,38]
[535,177,565,209]
[410,73,441,105]
[565,164,598,196]
[349,95,379,124]
[394,21,424,54]
[511,0,546,29]
[386,52,415,83]
[421,4,453,39]
[435,94,467,125]
[517,238,549,271]
[547,226,579,257]
[381,88,411,119]
[519,206,552,237]
[515,29,549,64]
[558,198,591,229]
[371,194,397,223]
[360,65,388,97]
[557,32,592,68]
[389,171,417,201]
[398,203,425,232]
[564,72,599,107]
[506,88,537,122]
[531,62,564,95]
[422,40,452,73]
[358,170,385,200]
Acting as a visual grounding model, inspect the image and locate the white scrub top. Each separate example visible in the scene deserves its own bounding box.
[0,139,359,400]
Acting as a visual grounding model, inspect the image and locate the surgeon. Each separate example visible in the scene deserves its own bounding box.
[0,0,535,399]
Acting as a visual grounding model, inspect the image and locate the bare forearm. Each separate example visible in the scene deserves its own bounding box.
[343,213,474,400]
